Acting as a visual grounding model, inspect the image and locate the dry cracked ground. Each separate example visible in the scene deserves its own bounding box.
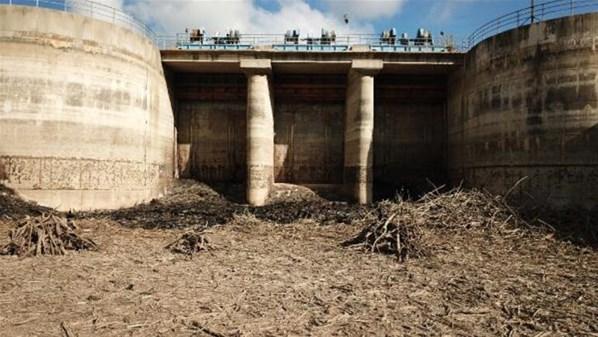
[0,181,596,337]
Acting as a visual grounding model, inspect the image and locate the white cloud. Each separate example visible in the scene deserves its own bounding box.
[425,0,478,24]
[125,0,375,36]
[98,0,124,8]
[72,0,124,14]
[322,0,406,20]
[427,2,457,22]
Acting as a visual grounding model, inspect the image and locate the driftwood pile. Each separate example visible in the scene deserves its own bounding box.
[343,187,522,261]
[415,187,522,230]
[166,231,210,255]
[342,201,427,261]
[0,214,97,256]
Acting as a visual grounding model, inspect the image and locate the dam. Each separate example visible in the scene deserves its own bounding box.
[0,1,597,211]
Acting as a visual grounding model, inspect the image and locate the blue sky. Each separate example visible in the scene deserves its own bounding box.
[9,0,592,41]
[118,0,532,41]
[312,0,526,40]
[255,0,525,36]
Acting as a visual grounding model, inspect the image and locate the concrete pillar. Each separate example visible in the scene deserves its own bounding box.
[344,60,383,204]
[241,59,274,206]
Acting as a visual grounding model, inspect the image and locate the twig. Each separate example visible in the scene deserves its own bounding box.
[190,321,226,337]
[504,176,529,200]
[61,321,76,337]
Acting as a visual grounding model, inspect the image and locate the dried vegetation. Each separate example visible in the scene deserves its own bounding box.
[0,180,596,336]
[342,187,530,261]
[165,230,211,255]
[0,214,97,256]
[0,185,50,220]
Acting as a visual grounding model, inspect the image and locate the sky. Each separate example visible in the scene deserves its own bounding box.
[87,0,531,41]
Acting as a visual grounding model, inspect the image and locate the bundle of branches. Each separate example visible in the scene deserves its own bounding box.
[342,201,428,262]
[166,231,210,255]
[0,214,97,256]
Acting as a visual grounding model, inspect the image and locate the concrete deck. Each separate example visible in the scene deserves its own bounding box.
[161,50,465,74]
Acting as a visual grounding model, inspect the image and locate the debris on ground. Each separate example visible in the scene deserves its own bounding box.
[0,180,596,337]
[0,184,51,220]
[166,230,211,255]
[93,181,235,229]
[227,211,263,227]
[0,213,97,256]
[188,321,237,337]
[415,186,524,231]
[90,180,370,229]
[343,187,528,260]
[79,180,595,248]
[267,183,327,204]
[342,201,427,261]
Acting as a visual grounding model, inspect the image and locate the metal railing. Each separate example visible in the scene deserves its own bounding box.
[1,0,455,53]
[158,33,457,52]
[0,0,156,42]
[467,0,598,49]
[7,0,594,53]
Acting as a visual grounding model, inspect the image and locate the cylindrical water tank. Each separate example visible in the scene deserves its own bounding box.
[0,5,174,210]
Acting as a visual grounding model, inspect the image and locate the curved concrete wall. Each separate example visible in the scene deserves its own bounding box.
[448,13,598,209]
[0,6,174,210]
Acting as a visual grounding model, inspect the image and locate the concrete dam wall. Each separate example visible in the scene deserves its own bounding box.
[166,12,596,209]
[0,4,595,211]
[162,53,459,205]
[448,13,598,210]
[0,6,174,211]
